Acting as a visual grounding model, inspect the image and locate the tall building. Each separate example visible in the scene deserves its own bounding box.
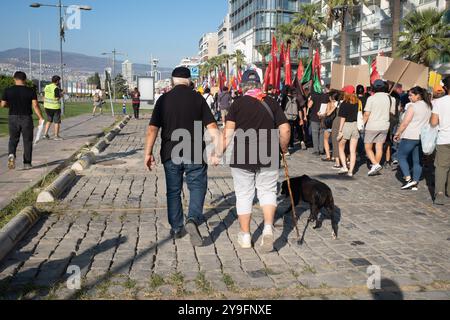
[199,33,219,63]
[229,0,309,64]
[121,60,133,88]
[313,0,448,80]
[218,14,233,55]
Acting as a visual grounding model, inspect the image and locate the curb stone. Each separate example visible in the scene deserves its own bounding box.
[36,169,77,203]
[0,207,41,262]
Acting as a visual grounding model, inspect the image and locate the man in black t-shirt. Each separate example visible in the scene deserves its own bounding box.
[221,70,290,252]
[1,71,44,170]
[145,67,219,246]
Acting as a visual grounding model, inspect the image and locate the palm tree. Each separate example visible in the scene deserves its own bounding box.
[325,0,365,65]
[233,50,246,72]
[397,8,450,68]
[290,2,326,58]
[255,43,271,73]
[390,0,402,54]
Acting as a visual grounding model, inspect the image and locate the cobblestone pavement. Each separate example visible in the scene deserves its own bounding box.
[1,117,449,300]
[0,114,116,210]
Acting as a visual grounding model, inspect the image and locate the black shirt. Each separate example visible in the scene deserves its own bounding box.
[226,95,288,171]
[309,92,329,122]
[338,102,359,123]
[149,85,216,164]
[1,85,37,116]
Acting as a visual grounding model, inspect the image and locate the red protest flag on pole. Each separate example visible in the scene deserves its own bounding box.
[297,59,304,82]
[370,57,381,85]
[276,43,285,91]
[264,61,272,92]
[312,49,322,83]
[284,43,292,86]
[270,35,278,88]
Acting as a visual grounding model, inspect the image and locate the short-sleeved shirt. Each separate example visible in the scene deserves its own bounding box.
[149,85,216,164]
[1,85,37,116]
[226,95,288,171]
[432,95,450,145]
[309,92,329,122]
[365,92,396,131]
[338,102,359,123]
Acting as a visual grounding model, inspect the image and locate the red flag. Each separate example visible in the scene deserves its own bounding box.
[371,57,381,84]
[284,44,292,86]
[312,49,322,83]
[270,35,278,88]
[264,62,272,92]
[297,59,304,82]
[276,43,285,91]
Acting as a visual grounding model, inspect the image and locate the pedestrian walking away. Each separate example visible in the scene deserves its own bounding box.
[42,75,64,141]
[1,71,45,170]
[364,80,396,176]
[145,66,220,246]
[218,86,232,127]
[221,69,290,252]
[308,90,329,156]
[131,87,141,119]
[431,76,450,205]
[92,85,104,116]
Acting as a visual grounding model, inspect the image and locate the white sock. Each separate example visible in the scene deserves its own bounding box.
[264,225,273,233]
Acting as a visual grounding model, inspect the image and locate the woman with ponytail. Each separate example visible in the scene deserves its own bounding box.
[394,86,432,191]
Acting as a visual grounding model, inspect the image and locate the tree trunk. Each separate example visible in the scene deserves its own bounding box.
[262,56,267,74]
[447,0,450,10]
[391,0,402,56]
[340,14,347,65]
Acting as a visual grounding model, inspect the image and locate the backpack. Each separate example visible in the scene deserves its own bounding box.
[284,97,299,121]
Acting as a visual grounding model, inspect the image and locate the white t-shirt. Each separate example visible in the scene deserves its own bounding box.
[401,100,431,140]
[203,93,215,111]
[365,92,396,131]
[432,95,450,145]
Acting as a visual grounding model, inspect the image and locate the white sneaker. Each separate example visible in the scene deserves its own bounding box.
[368,164,383,176]
[238,232,252,249]
[260,226,274,253]
[338,167,349,175]
[8,154,15,170]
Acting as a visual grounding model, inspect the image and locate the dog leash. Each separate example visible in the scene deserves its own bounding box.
[282,153,300,239]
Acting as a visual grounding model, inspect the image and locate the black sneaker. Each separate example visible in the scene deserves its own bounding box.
[23,164,33,171]
[401,180,418,190]
[170,229,186,239]
[185,220,203,247]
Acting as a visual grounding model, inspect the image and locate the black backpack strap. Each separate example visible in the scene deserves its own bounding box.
[260,99,278,129]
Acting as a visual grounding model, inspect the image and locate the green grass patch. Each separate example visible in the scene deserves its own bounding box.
[0,171,59,229]
[0,102,146,137]
[222,274,236,291]
[123,277,137,290]
[149,274,165,289]
[169,272,186,296]
[195,272,213,294]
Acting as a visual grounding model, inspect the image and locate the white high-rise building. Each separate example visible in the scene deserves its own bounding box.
[121,60,133,88]
[312,0,448,80]
[218,14,233,55]
[199,33,219,63]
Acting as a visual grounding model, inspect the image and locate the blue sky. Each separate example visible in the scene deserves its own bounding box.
[0,0,228,67]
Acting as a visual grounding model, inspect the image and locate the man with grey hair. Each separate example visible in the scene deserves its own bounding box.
[221,70,290,252]
[145,67,220,245]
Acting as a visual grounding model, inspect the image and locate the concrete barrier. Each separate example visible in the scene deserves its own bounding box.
[0,207,41,262]
[71,152,96,172]
[91,140,108,155]
[37,169,77,203]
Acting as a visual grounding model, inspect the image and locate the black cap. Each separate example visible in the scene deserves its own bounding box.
[241,70,260,84]
[373,79,386,89]
[172,67,191,79]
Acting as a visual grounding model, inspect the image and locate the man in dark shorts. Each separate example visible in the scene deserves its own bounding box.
[43,75,63,141]
[1,71,44,170]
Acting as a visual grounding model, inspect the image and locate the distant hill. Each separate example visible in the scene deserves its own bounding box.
[0,48,172,77]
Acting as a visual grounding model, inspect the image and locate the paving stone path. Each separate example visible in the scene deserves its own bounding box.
[0,117,449,300]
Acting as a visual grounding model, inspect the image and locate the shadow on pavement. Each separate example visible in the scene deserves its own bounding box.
[370,278,404,300]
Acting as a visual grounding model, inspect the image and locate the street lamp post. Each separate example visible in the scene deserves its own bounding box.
[30,1,92,115]
[102,49,126,102]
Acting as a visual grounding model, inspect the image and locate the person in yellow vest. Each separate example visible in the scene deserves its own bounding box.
[43,75,63,141]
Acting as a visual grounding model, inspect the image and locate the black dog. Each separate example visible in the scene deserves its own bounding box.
[281,175,338,239]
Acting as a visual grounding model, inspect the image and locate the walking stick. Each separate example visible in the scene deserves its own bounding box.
[282,153,300,239]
